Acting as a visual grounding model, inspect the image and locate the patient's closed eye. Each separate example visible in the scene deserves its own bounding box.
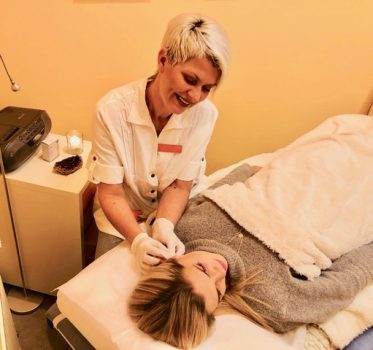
[195,263,223,302]
[196,263,208,276]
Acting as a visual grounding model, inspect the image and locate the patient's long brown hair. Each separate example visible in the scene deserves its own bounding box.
[128,260,271,349]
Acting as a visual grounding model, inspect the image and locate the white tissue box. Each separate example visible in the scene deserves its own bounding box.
[41,134,59,162]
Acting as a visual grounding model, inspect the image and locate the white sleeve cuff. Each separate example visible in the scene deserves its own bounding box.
[177,160,202,181]
[88,160,124,184]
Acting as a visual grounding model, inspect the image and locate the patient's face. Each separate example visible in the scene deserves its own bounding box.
[175,251,228,313]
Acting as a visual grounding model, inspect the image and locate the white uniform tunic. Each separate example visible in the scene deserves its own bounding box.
[88,79,218,238]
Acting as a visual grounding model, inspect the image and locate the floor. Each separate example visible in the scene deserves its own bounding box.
[5,284,70,350]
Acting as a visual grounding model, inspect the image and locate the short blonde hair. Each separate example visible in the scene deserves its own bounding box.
[161,13,231,84]
[128,260,214,349]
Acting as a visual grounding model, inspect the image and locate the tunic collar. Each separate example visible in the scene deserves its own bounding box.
[127,78,195,130]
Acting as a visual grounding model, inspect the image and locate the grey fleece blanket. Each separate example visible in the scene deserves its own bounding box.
[175,164,373,333]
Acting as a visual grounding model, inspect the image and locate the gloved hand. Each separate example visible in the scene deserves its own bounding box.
[152,218,185,257]
[131,232,171,272]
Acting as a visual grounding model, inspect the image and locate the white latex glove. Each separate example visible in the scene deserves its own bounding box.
[131,232,171,272]
[152,218,185,257]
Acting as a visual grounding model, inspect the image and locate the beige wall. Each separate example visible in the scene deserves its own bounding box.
[1,0,373,173]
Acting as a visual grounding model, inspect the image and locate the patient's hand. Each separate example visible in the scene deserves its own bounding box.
[131,232,172,272]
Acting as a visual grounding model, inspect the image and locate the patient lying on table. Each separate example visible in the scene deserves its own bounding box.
[128,164,373,349]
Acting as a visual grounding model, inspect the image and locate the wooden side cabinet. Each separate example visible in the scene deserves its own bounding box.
[0,135,97,295]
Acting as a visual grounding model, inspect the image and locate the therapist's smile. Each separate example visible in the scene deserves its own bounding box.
[176,94,191,107]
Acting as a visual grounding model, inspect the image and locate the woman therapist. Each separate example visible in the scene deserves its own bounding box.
[88,13,231,271]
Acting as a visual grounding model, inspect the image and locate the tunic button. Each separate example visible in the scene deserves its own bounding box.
[151,199,156,203]
[151,173,155,178]
[93,156,97,161]
[151,189,155,194]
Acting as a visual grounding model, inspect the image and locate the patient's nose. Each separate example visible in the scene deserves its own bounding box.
[210,263,226,280]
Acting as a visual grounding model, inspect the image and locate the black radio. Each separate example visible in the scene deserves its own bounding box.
[0,106,52,172]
